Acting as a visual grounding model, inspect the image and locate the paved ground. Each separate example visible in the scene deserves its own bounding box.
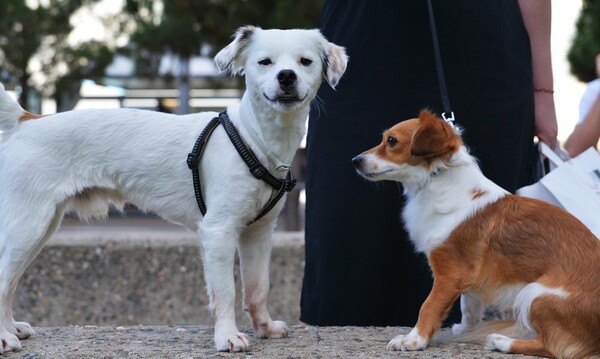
[7,325,542,359]
[9,218,540,358]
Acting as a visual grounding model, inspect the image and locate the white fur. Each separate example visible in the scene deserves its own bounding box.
[387,328,428,351]
[485,334,514,352]
[452,292,484,335]
[403,148,507,255]
[513,283,569,332]
[0,84,22,134]
[0,27,347,353]
[359,147,508,255]
[464,283,568,336]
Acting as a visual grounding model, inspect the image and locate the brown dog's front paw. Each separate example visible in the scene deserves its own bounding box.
[386,329,428,351]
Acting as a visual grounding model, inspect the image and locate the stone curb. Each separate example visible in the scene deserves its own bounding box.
[15,228,304,327]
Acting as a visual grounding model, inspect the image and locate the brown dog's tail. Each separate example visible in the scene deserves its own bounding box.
[436,320,532,346]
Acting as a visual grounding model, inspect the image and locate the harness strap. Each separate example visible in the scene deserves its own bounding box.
[187,111,297,224]
[187,116,221,216]
[218,112,294,190]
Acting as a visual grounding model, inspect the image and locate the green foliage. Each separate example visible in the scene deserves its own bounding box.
[0,0,325,109]
[122,0,324,76]
[51,41,115,110]
[0,0,114,109]
[567,0,600,83]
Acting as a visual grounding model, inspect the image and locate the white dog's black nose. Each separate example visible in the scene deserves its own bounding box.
[278,70,297,90]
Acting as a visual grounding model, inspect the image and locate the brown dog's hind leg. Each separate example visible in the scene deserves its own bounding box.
[486,334,554,358]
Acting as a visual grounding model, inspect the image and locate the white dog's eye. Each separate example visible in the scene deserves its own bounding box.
[258,58,272,66]
[387,136,398,148]
[300,57,313,66]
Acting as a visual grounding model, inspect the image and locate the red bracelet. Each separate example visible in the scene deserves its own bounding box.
[534,87,554,94]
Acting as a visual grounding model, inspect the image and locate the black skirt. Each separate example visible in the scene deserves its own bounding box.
[301,0,535,326]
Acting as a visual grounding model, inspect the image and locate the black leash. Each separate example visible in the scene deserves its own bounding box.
[426,0,456,126]
[187,111,297,224]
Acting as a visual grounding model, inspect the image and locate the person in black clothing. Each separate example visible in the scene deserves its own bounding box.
[301,0,557,326]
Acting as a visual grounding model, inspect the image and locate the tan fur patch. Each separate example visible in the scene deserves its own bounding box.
[18,111,44,122]
[471,189,488,200]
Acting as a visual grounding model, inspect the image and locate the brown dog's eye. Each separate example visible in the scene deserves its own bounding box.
[300,57,313,66]
[258,58,272,66]
[387,136,398,148]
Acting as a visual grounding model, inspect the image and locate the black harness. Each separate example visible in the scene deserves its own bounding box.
[186,111,297,224]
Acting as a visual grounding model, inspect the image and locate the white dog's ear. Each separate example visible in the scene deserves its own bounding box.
[319,35,348,89]
[214,25,258,75]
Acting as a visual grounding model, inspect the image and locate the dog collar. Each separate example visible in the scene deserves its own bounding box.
[186,111,297,224]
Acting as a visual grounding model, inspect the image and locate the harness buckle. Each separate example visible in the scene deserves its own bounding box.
[282,178,297,192]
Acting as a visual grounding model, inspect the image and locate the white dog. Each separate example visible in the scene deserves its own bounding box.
[0,26,347,353]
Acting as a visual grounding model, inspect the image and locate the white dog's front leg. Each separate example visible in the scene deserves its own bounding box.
[238,224,288,339]
[0,241,36,344]
[451,292,483,335]
[0,280,24,354]
[199,225,250,352]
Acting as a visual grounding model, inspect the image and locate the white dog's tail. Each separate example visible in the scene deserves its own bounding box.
[0,83,25,133]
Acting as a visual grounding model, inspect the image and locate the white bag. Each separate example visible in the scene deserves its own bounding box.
[517,143,600,238]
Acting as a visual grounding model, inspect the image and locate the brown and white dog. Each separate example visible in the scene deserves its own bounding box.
[352,110,600,358]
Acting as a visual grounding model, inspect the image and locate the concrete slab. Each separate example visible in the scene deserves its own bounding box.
[9,325,542,358]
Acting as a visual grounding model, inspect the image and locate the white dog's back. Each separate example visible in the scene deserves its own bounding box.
[0,98,217,225]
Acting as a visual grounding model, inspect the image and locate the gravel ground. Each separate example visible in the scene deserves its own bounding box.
[7,325,542,359]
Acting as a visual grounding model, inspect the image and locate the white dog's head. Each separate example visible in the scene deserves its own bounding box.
[214,26,348,112]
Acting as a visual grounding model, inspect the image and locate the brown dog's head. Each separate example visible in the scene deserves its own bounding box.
[352,110,463,186]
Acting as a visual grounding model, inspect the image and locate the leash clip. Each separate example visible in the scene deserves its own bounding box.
[442,111,456,129]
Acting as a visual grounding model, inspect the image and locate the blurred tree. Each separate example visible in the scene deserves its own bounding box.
[568,0,600,83]
[0,0,115,111]
[48,41,115,111]
[121,0,324,114]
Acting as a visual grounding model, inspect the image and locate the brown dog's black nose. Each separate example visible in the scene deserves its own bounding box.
[277,70,297,90]
[352,156,362,168]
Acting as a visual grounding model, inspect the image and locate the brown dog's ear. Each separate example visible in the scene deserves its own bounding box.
[410,110,461,158]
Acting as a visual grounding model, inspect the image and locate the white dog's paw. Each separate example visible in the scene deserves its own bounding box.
[254,320,289,339]
[10,321,35,339]
[386,332,428,351]
[0,331,22,353]
[485,333,513,352]
[215,331,251,352]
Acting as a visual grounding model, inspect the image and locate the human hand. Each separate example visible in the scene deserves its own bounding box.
[533,91,558,149]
